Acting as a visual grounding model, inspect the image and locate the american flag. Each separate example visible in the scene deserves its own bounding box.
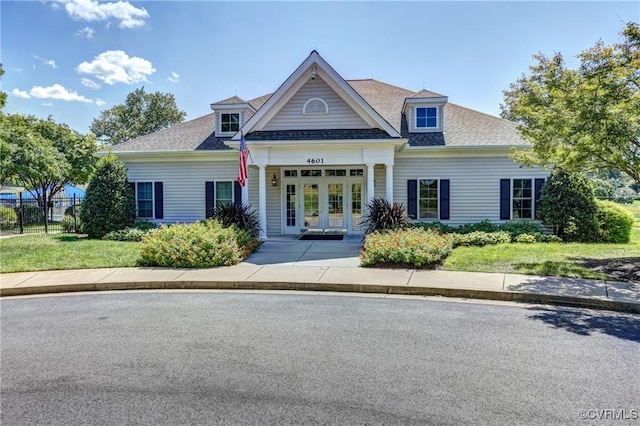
[238,133,249,187]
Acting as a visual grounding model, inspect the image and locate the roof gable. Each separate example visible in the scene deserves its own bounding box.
[233,51,401,139]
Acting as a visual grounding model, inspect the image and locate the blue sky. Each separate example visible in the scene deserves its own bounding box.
[1,1,638,133]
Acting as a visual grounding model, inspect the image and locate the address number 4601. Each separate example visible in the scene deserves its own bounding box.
[306,158,324,164]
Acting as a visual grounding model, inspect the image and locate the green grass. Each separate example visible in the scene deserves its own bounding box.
[445,200,640,280]
[0,234,141,273]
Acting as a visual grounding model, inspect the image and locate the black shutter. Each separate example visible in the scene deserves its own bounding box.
[407,180,417,219]
[129,182,136,199]
[205,181,215,218]
[439,179,450,220]
[154,182,163,219]
[534,178,545,220]
[234,181,242,208]
[500,179,511,220]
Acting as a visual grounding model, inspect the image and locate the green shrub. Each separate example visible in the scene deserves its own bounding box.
[362,198,410,235]
[80,155,135,239]
[456,219,499,234]
[133,220,158,231]
[515,233,538,244]
[595,200,634,243]
[138,220,259,268]
[360,228,455,268]
[538,168,599,242]
[212,203,261,237]
[60,215,76,233]
[0,206,18,230]
[499,221,544,239]
[453,231,512,247]
[539,234,563,243]
[411,221,456,234]
[20,204,45,225]
[103,227,152,242]
[64,204,80,217]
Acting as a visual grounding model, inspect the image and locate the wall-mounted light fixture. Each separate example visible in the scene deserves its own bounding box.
[311,66,317,80]
[271,174,278,186]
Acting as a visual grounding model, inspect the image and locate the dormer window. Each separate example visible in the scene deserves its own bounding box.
[416,107,437,129]
[303,97,329,114]
[220,113,240,133]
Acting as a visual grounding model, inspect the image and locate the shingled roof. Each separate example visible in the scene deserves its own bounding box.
[110,79,525,153]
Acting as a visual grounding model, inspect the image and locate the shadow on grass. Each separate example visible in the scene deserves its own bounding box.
[569,256,640,283]
[527,305,640,343]
[54,235,87,243]
[513,261,606,280]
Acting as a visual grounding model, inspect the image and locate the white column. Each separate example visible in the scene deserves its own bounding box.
[385,164,393,201]
[258,164,268,240]
[241,178,249,205]
[366,163,375,202]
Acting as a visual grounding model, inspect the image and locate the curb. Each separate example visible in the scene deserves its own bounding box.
[2,280,638,314]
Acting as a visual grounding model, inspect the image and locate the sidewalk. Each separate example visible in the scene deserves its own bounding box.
[2,238,639,312]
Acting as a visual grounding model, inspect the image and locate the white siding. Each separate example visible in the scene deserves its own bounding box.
[265,166,282,236]
[263,77,370,131]
[393,155,549,226]
[124,160,238,224]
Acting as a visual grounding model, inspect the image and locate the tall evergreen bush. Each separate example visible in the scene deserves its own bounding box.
[538,168,599,242]
[80,155,135,238]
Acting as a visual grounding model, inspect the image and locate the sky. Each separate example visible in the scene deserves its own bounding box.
[1,1,638,134]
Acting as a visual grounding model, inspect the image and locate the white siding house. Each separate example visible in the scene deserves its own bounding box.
[106,51,548,238]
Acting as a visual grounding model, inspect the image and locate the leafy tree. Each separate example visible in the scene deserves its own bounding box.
[0,64,7,109]
[501,22,640,185]
[0,114,96,221]
[80,155,135,238]
[90,87,186,145]
[538,168,599,242]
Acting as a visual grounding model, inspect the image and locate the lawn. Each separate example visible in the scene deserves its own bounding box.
[0,234,140,273]
[445,201,640,281]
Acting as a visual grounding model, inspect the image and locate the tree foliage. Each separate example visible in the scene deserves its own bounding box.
[80,155,135,238]
[537,168,599,242]
[0,114,96,202]
[501,22,640,185]
[0,64,7,110]
[90,87,186,145]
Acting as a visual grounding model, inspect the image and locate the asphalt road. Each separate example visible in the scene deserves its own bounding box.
[1,292,639,425]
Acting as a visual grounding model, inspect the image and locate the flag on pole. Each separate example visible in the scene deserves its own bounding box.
[238,132,249,187]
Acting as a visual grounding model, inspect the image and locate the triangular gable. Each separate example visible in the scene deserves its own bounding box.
[232,51,401,140]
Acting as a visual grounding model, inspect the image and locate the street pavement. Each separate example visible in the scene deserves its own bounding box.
[1,238,639,313]
[1,292,638,425]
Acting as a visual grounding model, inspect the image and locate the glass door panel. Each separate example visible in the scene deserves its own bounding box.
[303,184,319,228]
[327,183,344,228]
[351,183,362,231]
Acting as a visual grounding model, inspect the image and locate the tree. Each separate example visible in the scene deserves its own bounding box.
[537,168,599,243]
[80,155,135,238]
[90,87,186,145]
[0,64,7,109]
[0,114,97,224]
[501,22,640,185]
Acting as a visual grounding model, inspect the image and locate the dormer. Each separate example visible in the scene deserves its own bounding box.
[403,93,448,133]
[210,96,256,137]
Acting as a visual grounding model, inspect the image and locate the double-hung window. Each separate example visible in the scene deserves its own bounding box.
[512,178,533,219]
[216,181,233,206]
[416,107,438,129]
[136,182,153,218]
[419,179,439,219]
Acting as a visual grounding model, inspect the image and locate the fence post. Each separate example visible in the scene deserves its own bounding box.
[73,194,78,232]
[18,192,24,234]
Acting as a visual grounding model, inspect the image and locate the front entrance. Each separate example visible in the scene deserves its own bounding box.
[282,168,365,235]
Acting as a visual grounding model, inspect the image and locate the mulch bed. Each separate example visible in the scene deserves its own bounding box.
[579,257,640,283]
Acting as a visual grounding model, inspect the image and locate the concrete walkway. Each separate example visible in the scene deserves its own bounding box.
[1,238,639,313]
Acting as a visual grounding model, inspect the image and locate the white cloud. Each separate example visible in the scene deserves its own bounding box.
[76,26,95,38]
[76,50,155,85]
[41,101,54,107]
[81,77,101,89]
[55,0,149,29]
[95,98,106,106]
[168,71,180,83]
[12,88,31,98]
[34,55,57,68]
[29,84,93,103]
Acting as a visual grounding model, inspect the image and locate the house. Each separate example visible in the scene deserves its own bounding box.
[106,51,548,239]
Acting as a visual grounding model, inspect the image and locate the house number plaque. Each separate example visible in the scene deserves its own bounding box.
[306,158,324,164]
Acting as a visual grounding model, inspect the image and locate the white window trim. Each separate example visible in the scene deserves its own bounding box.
[214,180,235,206]
[418,177,440,220]
[135,181,155,219]
[511,177,535,220]
[302,97,329,115]
[217,112,242,136]
[413,106,440,132]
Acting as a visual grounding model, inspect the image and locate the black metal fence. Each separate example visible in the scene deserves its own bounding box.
[0,193,84,235]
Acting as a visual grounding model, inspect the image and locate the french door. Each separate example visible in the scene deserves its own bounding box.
[302,182,345,230]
